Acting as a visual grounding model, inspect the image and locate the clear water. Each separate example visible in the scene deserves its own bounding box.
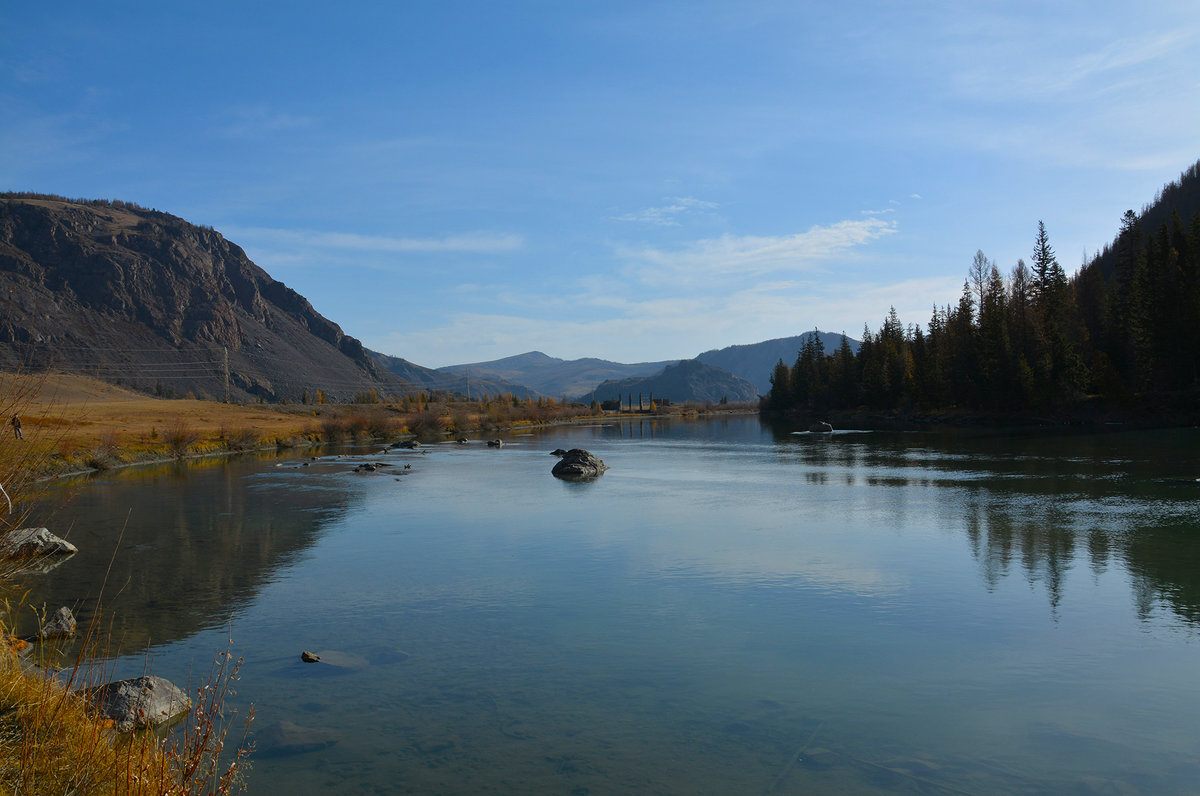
[16,416,1200,794]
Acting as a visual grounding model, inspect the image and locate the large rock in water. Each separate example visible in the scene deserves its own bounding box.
[551,449,610,479]
[87,675,192,731]
[0,527,78,558]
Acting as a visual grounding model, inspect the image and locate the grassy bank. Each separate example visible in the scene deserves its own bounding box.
[9,372,619,478]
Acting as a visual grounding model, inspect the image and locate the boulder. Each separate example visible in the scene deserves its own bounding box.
[38,606,77,638]
[551,449,610,479]
[1,527,78,558]
[87,675,192,731]
[808,421,834,433]
[550,449,568,457]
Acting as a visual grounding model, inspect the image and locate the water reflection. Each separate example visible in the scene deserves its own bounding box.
[15,453,363,652]
[767,421,1200,625]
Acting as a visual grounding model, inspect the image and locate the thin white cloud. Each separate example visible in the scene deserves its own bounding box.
[618,218,897,283]
[217,105,315,139]
[610,196,719,226]
[224,225,524,255]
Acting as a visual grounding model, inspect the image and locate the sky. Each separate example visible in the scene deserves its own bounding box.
[2,2,1198,368]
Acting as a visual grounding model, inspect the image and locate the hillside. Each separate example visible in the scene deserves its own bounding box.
[696,331,859,394]
[439,351,674,398]
[1086,160,1200,280]
[0,194,407,402]
[583,359,760,404]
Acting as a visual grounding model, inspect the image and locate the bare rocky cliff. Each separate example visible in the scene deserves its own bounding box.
[0,194,405,401]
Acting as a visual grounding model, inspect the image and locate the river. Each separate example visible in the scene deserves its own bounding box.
[16,415,1200,794]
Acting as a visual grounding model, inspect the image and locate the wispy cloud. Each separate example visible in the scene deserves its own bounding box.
[217,105,315,139]
[225,226,524,256]
[610,196,719,226]
[617,218,896,284]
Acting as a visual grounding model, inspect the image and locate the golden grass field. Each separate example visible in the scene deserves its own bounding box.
[12,373,322,448]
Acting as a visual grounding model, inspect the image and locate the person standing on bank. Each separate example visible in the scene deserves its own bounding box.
[10,415,21,440]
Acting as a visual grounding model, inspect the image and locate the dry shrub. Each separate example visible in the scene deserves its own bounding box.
[163,418,199,459]
[219,427,260,453]
[319,416,347,441]
[85,428,122,470]
[363,409,398,439]
[344,412,370,439]
[407,405,447,438]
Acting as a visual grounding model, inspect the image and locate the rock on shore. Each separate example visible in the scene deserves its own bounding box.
[87,675,192,731]
[0,527,78,558]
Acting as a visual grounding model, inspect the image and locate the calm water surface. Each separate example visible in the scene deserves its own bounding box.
[18,416,1200,794]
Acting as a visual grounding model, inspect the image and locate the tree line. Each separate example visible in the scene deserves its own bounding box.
[764,186,1200,418]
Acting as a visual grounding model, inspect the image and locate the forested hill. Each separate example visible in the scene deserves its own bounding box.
[1087,162,1200,280]
[763,159,1200,422]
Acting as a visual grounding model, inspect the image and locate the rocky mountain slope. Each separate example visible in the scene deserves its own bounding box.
[0,194,410,402]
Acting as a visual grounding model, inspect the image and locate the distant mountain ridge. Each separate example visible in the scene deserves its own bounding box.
[438,351,674,398]
[583,359,760,404]
[442,333,861,402]
[368,349,540,398]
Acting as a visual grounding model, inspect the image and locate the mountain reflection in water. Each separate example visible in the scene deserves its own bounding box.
[17,454,359,651]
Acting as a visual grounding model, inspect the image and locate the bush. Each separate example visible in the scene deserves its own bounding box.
[163,418,199,459]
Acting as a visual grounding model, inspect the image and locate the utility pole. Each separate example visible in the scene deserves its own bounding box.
[223,347,230,403]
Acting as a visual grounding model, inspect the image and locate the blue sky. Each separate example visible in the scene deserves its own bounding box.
[3,2,1197,367]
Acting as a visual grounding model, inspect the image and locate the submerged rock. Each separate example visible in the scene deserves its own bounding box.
[38,606,77,638]
[551,449,610,479]
[256,720,340,756]
[1,527,78,558]
[87,675,191,732]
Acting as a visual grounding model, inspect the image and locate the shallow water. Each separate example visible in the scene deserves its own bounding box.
[18,416,1200,794]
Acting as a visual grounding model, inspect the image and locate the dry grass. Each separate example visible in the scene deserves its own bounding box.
[0,625,253,794]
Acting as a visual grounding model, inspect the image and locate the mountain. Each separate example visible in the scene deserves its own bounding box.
[695,331,860,394]
[0,194,406,402]
[583,359,760,404]
[368,349,540,399]
[438,351,675,398]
